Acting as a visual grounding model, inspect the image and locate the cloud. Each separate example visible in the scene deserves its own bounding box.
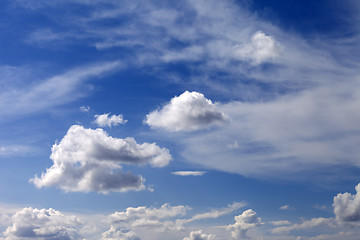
[183,230,216,240]
[80,106,91,112]
[234,31,281,65]
[94,113,127,127]
[271,217,334,234]
[30,125,171,193]
[279,205,294,211]
[171,171,206,176]
[3,207,81,240]
[269,220,291,226]
[227,209,262,240]
[102,226,140,240]
[145,91,227,132]
[333,183,360,222]
[0,61,121,118]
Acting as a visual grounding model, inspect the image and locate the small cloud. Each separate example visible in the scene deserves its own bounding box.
[227,209,262,239]
[227,140,239,149]
[183,230,216,240]
[279,205,294,210]
[234,31,281,65]
[94,113,127,127]
[269,220,291,226]
[171,171,206,176]
[313,204,327,211]
[80,106,91,112]
[145,91,227,132]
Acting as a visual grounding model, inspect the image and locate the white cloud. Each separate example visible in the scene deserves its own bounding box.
[183,230,216,240]
[145,91,227,132]
[271,217,334,234]
[102,226,140,240]
[333,183,360,222]
[171,171,206,176]
[227,209,262,240]
[3,207,82,240]
[0,61,121,118]
[269,220,291,226]
[279,205,294,211]
[80,106,91,112]
[30,125,171,193]
[94,113,127,127]
[234,31,281,65]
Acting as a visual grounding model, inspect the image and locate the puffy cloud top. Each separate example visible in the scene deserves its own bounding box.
[30,125,171,193]
[4,207,81,240]
[227,209,262,239]
[94,113,127,127]
[183,230,216,240]
[234,31,281,65]
[333,183,360,222]
[145,91,227,132]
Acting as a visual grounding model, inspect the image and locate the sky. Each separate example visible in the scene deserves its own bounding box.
[0,0,360,239]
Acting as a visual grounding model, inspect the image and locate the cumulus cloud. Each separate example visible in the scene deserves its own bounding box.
[3,207,81,240]
[227,209,262,239]
[183,230,216,240]
[234,31,281,65]
[171,171,206,176]
[102,226,140,240]
[333,183,360,222]
[30,125,171,193]
[145,91,227,132]
[94,113,127,127]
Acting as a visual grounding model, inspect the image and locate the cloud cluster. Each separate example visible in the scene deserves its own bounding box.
[101,226,139,240]
[31,125,171,193]
[183,230,216,240]
[234,31,281,65]
[227,209,262,239]
[3,207,81,240]
[333,183,360,222]
[94,113,127,127]
[145,91,227,132]
[171,171,206,176]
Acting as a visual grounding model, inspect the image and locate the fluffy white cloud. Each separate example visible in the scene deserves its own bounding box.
[30,125,171,193]
[3,207,81,240]
[183,230,216,240]
[227,209,262,240]
[145,91,227,132]
[333,183,360,222]
[171,171,206,176]
[101,226,139,240]
[234,31,281,65]
[94,113,127,127]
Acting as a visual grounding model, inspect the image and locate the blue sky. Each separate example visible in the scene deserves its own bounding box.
[0,0,360,239]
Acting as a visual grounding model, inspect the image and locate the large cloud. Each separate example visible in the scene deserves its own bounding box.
[30,125,171,193]
[227,209,262,240]
[145,91,227,132]
[3,207,81,240]
[333,183,360,222]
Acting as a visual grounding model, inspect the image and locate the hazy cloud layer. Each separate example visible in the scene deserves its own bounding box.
[145,91,227,132]
[31,125,171,193]
[94,113,127,127]
[171,171,206,176]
